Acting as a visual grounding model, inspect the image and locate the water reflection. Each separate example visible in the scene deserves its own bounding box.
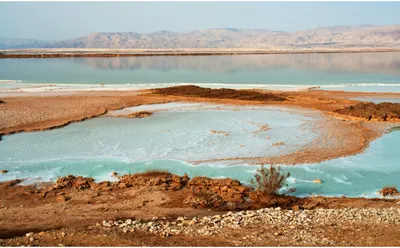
[77,53,400,75]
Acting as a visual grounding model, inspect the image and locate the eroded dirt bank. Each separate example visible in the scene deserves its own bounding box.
[0,173,399,246]
[334,102,400,121]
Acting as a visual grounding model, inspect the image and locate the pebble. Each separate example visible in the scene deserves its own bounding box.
[100,206,400,245]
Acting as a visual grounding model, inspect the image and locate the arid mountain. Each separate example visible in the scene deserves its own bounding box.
[1,25,400,49]
[0,38,54,49]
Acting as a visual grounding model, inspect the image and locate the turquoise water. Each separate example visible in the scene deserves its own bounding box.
[1,53,400,92]
[0,103,399,198]
[0,104,317,183]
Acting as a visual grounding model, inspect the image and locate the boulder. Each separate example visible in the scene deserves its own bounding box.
[53,175,95,190]
[118,171,189,191]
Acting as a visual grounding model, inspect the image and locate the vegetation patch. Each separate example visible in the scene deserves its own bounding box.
[251,165,291,196]
[379,186,400,197]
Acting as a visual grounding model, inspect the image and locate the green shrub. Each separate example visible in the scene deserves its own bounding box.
[251,165,290,195]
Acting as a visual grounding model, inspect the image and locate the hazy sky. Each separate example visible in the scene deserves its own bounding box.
[1,2,399,40]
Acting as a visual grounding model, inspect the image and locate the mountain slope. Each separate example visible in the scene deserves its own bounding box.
[0,38,54,49]
[2,25,400,49]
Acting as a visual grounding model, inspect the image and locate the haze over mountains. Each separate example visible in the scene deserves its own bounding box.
[1,25,400,49]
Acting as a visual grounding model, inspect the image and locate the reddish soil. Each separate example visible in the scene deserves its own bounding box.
[3,222,400,247]
[0,92,173,135]
[335,102,400,121]
[115,111,153,118]
[150,85,287,102]
[0,173,399,246]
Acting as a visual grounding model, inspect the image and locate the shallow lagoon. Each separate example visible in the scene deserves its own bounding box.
[0,103,317,182]
[0,103,399,198]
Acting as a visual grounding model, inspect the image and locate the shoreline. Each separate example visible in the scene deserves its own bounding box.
[1,87,399,166]
[1,86,400,246]
[1,47,400,58]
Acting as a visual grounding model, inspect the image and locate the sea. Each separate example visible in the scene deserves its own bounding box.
[0,52,399,198]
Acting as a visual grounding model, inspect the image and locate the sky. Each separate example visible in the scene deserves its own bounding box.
[0,2,400,41]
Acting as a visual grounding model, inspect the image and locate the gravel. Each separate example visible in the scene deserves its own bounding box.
[100,207,400,246]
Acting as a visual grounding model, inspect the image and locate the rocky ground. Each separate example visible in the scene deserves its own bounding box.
[0,172,400,246]
[2,206,400,246]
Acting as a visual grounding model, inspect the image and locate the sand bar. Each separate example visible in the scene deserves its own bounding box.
[2,47,400,58]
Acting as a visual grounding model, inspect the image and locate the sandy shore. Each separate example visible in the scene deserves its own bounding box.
[2,47,400,58]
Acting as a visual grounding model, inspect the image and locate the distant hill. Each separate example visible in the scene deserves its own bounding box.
[1,25,400,49]
[0,38,54,49]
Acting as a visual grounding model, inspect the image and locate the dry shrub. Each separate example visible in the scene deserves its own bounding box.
[379,186,400,196]
[251,165,290,195]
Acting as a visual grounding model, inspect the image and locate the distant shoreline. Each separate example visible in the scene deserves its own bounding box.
[1,47,400,58]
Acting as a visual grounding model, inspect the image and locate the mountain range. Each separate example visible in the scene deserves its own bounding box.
[1,25,400,49]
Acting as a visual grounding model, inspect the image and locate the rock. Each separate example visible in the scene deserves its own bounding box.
[118,171,189,191]
[56,195,70,202]
[291,205,300,211]
[183,192,225,208]
[38,231,46,237]
[26,232,34,237]
[312,179,323,184]
[0,170,8,174]
[53,175,95,190]
[111,171,118,177]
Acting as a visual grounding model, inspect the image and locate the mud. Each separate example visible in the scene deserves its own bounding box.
[150,85,286,102]
[335,102,400,121]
